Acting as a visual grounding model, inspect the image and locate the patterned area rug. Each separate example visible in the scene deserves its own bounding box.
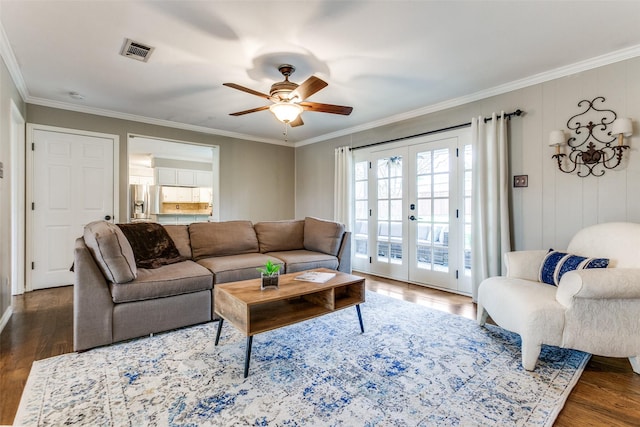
[15,291,589,426]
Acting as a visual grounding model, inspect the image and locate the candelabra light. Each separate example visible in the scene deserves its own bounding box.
[549,96,633,177]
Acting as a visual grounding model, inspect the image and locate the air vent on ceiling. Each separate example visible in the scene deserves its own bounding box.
[120,38,154,62]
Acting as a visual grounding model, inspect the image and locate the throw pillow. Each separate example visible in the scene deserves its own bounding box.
[83,220,137,284]
[539,249,609,286]
[117,222,185,269]
[254,220,305,253]
[188,221,259,260]
[303,217,346,256]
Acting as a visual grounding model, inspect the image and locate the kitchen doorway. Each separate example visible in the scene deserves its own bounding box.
[127,135,220,224]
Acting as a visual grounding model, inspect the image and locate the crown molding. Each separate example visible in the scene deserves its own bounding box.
[295,44,640,147]
[2,11,639,149]
[0,21,28,100]
[25,96,293,147]
[0,20,290,147]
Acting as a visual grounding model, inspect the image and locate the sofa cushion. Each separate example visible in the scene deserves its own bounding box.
[197,253,283,284]
[189,221,259,260]
[163,225,192,259]
[303,217,346,256]
[539,249,609,286]
[254,220,305,253]
[117,222,185,269]
[109,260,212,303]
[83,220,137,284]
[266,249,339,273]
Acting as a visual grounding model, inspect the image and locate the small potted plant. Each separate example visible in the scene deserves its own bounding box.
[257,260,281,290]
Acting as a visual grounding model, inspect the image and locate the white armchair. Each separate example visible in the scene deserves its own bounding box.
[477,222,640,373]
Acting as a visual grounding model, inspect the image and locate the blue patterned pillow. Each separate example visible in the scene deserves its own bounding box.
[539,249,609,286]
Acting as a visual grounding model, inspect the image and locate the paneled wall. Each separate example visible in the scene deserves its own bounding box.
[296,56,640,252]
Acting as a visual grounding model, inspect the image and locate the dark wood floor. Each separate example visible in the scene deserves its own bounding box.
[1,274,639,426]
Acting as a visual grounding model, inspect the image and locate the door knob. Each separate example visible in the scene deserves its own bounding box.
[409,215,416,221]
[104,215,112,221]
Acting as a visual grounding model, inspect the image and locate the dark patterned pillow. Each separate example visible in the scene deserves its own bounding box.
[117,222,186,269]
[539,249,609,286]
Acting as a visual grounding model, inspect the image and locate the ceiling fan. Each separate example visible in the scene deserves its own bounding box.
[223,64,353,127]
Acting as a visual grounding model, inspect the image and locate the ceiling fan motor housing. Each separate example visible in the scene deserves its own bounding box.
[270,81,298,100]
[270,64,298,100]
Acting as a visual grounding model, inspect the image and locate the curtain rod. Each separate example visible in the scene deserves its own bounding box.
[351,109,523,151]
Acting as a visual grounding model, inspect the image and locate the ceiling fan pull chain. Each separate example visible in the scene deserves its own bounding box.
[283,122,288,142]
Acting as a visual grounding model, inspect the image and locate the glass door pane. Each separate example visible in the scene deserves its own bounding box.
[408,139,457,290]
[376,156,403,264]
[369,149,408,279]
[353,160,369,269]
[463,144,472,277]
[415,148,450,272]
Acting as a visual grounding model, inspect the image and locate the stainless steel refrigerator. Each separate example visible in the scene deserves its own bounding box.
[129,184,158,221]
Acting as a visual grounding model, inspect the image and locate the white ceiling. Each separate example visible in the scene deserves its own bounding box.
[2,1,640,145]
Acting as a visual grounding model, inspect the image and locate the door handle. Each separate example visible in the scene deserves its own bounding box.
[408,215,416,221]
[104,215,112,221]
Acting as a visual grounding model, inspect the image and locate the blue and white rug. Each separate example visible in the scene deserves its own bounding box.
[15,291,589,426]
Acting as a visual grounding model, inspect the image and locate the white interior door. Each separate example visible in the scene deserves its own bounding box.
[29,126,118,290]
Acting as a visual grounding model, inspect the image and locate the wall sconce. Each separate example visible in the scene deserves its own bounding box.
[611,117,633,146]
[550,96,632,177]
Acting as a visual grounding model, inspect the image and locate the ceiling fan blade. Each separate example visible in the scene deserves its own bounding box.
[300,102,353,115]
[223,83,271,99]
[290,116,304,127]
[288,76,328,101]
[229,105,270,116]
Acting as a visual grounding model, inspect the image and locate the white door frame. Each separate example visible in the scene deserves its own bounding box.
[127,133,220,221]
[351,127,472,295]
[10,100,25,295]
[25,124,119,292]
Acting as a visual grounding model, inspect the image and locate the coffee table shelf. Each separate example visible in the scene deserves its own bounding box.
[214,268,365,377]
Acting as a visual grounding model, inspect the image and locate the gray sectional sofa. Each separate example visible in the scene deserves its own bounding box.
[74,217,351,351]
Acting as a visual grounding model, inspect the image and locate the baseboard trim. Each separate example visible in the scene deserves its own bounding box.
[0,305,13,334]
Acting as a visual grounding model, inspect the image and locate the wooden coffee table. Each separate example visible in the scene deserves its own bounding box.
[214,268,365,377]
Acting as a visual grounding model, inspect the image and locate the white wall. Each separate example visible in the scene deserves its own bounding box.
[296,56,640,252]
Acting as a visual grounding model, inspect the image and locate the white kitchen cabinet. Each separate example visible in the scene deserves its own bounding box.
[161,186,196,202]
[199,187,212,204]
[176,215,196,225]
[177,169,195,186]
[192,215,209,223]
[195,171,212,187]
[156,167,209,187]
[161,186,177,202]
[156,168,177,185]
[177,188,193,202]
[155,215,177,225]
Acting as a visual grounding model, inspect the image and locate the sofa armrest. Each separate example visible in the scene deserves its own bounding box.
[556,268,640,307]
[504,250,548,281]
[73,237,114,351]
[336,231,352,273]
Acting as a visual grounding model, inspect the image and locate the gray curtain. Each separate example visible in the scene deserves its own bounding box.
[471,112,512,300]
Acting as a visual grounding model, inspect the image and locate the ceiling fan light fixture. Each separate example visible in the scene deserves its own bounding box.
[269,102,303,123]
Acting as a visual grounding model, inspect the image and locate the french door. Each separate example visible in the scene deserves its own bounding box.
[353,131,472,294]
